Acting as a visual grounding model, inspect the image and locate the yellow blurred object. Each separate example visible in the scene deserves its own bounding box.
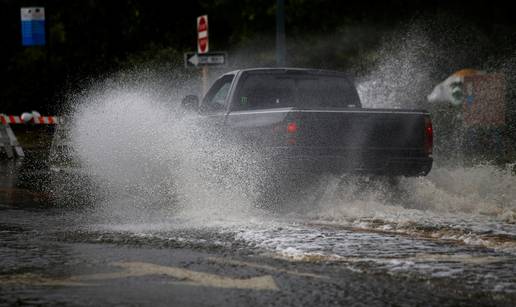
[451,69,483,77]
[428,69,485,106]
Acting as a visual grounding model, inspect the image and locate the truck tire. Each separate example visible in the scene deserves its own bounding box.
[255,168,327,213]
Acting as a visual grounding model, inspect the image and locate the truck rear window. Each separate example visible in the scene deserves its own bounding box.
[233,72,361,110]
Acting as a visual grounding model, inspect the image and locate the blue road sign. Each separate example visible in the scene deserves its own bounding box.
[21,7,46,46]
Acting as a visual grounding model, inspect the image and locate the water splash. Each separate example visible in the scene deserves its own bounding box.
[356,26,439,109]
[53,74,269,227]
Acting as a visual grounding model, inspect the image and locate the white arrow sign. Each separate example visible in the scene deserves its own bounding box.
[188,54,200,66]
[184,52,227,68]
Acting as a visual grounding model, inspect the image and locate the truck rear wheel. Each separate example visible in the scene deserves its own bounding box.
[255,168,335,213]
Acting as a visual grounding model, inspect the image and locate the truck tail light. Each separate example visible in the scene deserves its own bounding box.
[287,122,298,134]
[286,121,299,145]
[424,116,433,156]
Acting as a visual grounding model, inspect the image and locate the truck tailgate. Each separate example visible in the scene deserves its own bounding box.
[293,109,426,152]
[225,107,432,176]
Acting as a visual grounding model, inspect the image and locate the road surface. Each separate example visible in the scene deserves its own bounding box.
[0,156,515,306]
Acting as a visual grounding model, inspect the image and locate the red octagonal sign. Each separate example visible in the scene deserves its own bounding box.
[197,15,208,54]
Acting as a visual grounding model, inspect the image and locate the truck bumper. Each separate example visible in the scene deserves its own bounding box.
[267,147,433,177]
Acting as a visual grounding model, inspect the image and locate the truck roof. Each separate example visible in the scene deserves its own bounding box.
[222,67,351,77]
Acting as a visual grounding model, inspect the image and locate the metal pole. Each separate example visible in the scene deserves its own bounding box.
[202,65,209,95]
[276,0,286,66]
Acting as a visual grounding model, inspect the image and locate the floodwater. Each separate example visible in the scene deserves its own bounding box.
[74,166,516,296]
[2,103,516,306]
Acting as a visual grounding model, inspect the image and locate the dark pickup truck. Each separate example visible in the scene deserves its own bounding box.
[182,68,433,177]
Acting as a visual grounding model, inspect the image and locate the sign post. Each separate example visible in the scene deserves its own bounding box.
[20,7,46,46]
[197,15,209,94]
[186,16,228,95]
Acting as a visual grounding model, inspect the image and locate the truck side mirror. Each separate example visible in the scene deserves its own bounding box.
[181,95,199,111]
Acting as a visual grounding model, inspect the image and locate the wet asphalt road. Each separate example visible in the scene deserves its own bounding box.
[1,158,515,306]
[1,208,512,307]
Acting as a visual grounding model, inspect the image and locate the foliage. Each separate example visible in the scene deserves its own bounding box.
[0,0,515,113]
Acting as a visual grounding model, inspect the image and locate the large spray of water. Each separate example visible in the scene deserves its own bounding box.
[50,73,273,229]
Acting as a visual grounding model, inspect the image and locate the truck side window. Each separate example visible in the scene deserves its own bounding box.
[201,75,234,113]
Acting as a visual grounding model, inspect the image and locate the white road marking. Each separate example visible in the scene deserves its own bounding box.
[0,261,279,291]
[0,273,91,287]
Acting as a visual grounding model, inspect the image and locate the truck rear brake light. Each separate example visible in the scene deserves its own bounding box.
[424,116,433,155]
[287,122,298,134]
